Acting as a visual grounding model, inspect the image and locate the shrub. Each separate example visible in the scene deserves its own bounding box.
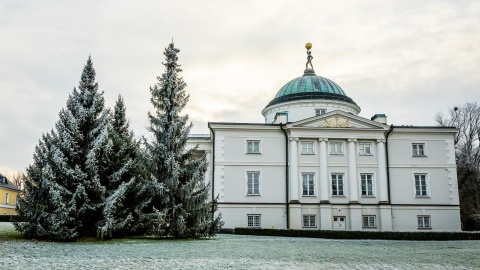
[464,214,480,231]
[0,215,24,222]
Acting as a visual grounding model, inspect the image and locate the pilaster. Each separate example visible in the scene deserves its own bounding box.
[289,137,299,202]
[376,139,389,203]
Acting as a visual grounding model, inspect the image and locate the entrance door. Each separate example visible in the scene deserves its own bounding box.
[333,216,346,230]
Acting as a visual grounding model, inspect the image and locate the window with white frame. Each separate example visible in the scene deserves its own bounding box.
[361,174,374,196]
[246,140,261,154]
[5,193,9,204]
[301,141,315,155]
[247,214,261,227]
[412,143,426,157]
[358,142,373,156]
[315,109,326,116]
[246,171,261,195]
[414,173,429,197]
[362,215,376,228]
[417,215,431,229]
[330,142,344,155]
[303,215,316,228]
[302,173,315,196]
[331,173,345,196]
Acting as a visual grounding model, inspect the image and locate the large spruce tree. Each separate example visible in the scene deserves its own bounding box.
[15,57,111,240]
[139,42,222,238]
[97,95,142,239]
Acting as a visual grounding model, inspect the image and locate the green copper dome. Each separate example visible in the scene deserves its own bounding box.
[275,69,346,98]
[266,68,357,108]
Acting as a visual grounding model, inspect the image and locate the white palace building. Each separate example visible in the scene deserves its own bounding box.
[187,46,461,231]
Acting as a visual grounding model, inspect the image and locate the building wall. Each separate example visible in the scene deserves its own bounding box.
[0,188,18,215]
[200,122,461,231]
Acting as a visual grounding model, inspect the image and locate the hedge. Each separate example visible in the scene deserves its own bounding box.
[234,227,480,241]
[0,215,24,222]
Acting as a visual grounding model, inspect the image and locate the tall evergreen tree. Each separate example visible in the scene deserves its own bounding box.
[97,95,142,239]
[139,42,222,238]
[15,57,111,240]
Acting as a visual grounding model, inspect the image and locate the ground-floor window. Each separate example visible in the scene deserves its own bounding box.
[417,215,431,229]
[303,215,316,228]
[362,215,376,228]
[247,214,261,227]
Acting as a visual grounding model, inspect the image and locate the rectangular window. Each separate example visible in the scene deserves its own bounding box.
[5,193,9,204]
[315,109,326,116]
[418,215,431,229]
[301,141,315,155]
[247,214,261,227]
[302,173,315,196]
[412,143,426,157]
[362,215,376,228]
[358,142,373,156]
[331,173,345,196]
[246,140,261,154]
[330,142,344,155]
[246,171,261,195]
[414,173,428,197]
[361,174,374,196]
[303,215,316,228]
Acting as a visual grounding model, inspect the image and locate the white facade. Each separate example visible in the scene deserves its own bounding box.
[187,66,461,232]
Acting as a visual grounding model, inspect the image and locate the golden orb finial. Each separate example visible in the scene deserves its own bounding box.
[305,43,312,50]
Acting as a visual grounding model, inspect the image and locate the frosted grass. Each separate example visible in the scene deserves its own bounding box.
[1,223,479,269]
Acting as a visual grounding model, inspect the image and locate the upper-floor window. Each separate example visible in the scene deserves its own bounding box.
[412,143,426,157]
[315,109,326,116]
[414,173,429,197]
[360,174,374,196]
[301,141,315,155]
[302,173,315,196]
[362,215,376,228]
[303,215,317,228]
[331,173,345,196]
[358,142,373,156]
[246,140,261,154]
[330,142,344,155]
[5,193,9,204]
[417,215,431,229]
[246,171,261,196]
[247,214,261,227]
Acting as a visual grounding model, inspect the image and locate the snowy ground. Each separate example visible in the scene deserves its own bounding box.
[1,223,479,270]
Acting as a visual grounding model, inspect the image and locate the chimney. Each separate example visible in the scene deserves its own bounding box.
[371,114,387,124]
[273,112,288,124]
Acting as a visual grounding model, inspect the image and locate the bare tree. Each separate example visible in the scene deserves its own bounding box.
[436,102,480,229]
[11,172,25,190]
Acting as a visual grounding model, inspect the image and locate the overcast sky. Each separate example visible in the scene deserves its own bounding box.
[1,0,479,176]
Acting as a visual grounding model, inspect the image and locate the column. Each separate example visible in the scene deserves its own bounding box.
[348,139,358,202]
[289,137,299,202]
[377,139,389,203]
[318,138,329,202]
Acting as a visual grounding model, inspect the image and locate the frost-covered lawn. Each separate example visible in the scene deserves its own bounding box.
[1,223,479,270]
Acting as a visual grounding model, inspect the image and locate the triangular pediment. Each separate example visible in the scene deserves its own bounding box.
[287,110,388,129]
